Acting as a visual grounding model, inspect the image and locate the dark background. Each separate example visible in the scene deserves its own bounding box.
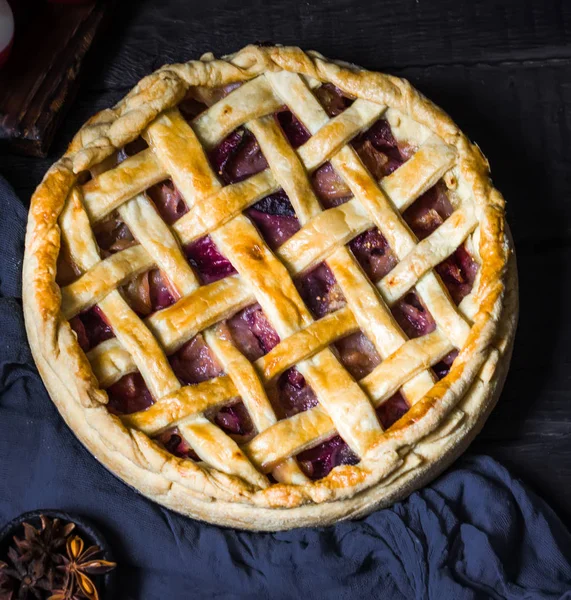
[1,0,570,523]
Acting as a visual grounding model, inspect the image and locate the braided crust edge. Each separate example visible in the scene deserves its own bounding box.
[22,45,515,525]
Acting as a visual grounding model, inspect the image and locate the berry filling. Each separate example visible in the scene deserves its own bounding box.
[169,334,223,385]
[436,245,478,305]
[168,335,254,438]
[403,181,454,241]
[376,391,410,429]
[276,110,311,148]
[334,331,381,380]
[295,263,346,319]
[147,180,189,225]
[214,402,255,438]
[246,190,301,250]
[392,291,436,339]
[349,227,398,283]
[156,427,199,461]
[297,435,359,480]
[106,372,154,415]
[433,349,459,380]
[210,129,268,185]
[353,118,407,178]
[93,215,137,257]
[296,390,411,480]
[56,242,82,287]
[184,235,237,284]
[69,306,114,352]
[226,304,280,362]
[314,83,354,117]
[311,162,352,208]
[122,269,177,316]
[277,368,319,418]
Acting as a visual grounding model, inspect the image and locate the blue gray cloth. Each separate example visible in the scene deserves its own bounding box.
[0,173,570,599]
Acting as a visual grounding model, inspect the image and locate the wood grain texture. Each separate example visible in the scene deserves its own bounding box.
[2,0,570,523]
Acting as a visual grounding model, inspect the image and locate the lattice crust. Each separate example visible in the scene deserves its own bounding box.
[23,45,512,519]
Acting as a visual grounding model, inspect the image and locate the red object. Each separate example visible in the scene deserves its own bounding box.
[0,0,14,68]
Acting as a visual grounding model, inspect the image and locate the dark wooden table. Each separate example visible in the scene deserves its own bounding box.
[2,0,570,523]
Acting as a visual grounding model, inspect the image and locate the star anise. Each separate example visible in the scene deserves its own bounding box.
[0,546,52,599]
[53,536,115,600]
[13,517,75,567]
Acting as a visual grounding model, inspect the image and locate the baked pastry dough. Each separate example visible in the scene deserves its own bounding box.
[23,45,517,530]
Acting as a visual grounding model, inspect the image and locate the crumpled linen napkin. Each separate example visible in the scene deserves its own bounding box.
[1,174,570,600]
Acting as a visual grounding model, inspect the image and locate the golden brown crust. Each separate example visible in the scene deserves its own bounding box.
[23,45,516,529]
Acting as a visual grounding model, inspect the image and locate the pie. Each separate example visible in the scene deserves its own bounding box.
[23,45,518,530]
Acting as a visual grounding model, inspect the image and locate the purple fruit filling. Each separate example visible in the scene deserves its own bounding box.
[70,305,114,352]
[277,368,319,418]
[392,291,436,339]
[276,110,311,148]
[210,129,268,185]
[156,427,200,461]
[349,227,398,283]
[295,263,346,319]
[169,334,224,385]
[106,372,154,415]
[376,392,410,429]
[334,331,381,380]
[123,269,177,316]
[297,435,359,480]
[184,235,237,284]
[226,304,280,362]
[246,190,301,249]
[147,180,189,225]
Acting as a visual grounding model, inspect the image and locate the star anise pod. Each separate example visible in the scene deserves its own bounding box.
[13,516,75,567]
[54,536,115,600]
[1,546,52,599]
[0,560,15,600]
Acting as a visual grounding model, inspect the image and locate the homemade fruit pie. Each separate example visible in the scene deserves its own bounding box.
[23,45,517,530]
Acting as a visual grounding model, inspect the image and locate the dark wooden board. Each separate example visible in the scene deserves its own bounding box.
[1,0,570,522]
[0,0,112,157]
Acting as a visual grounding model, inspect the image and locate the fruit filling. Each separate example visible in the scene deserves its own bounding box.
[167,334,254,440]
[69,306,114,352]
[184,235,237,284]
[155,427,199,461]
[334,331,381,380]
[295,263,346,319]
[147,180,189,225]
[391,291,436,339]
[297,435,359,480]
[122,270,177,316]
[403,181,478,304]
[246,190,301,250]
[349,227,398,283]
[106,372,154,415]
[93,215,136,257]
[225,304,280,362]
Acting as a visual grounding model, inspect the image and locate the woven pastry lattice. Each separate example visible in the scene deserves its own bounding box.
[30,46,508,509]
